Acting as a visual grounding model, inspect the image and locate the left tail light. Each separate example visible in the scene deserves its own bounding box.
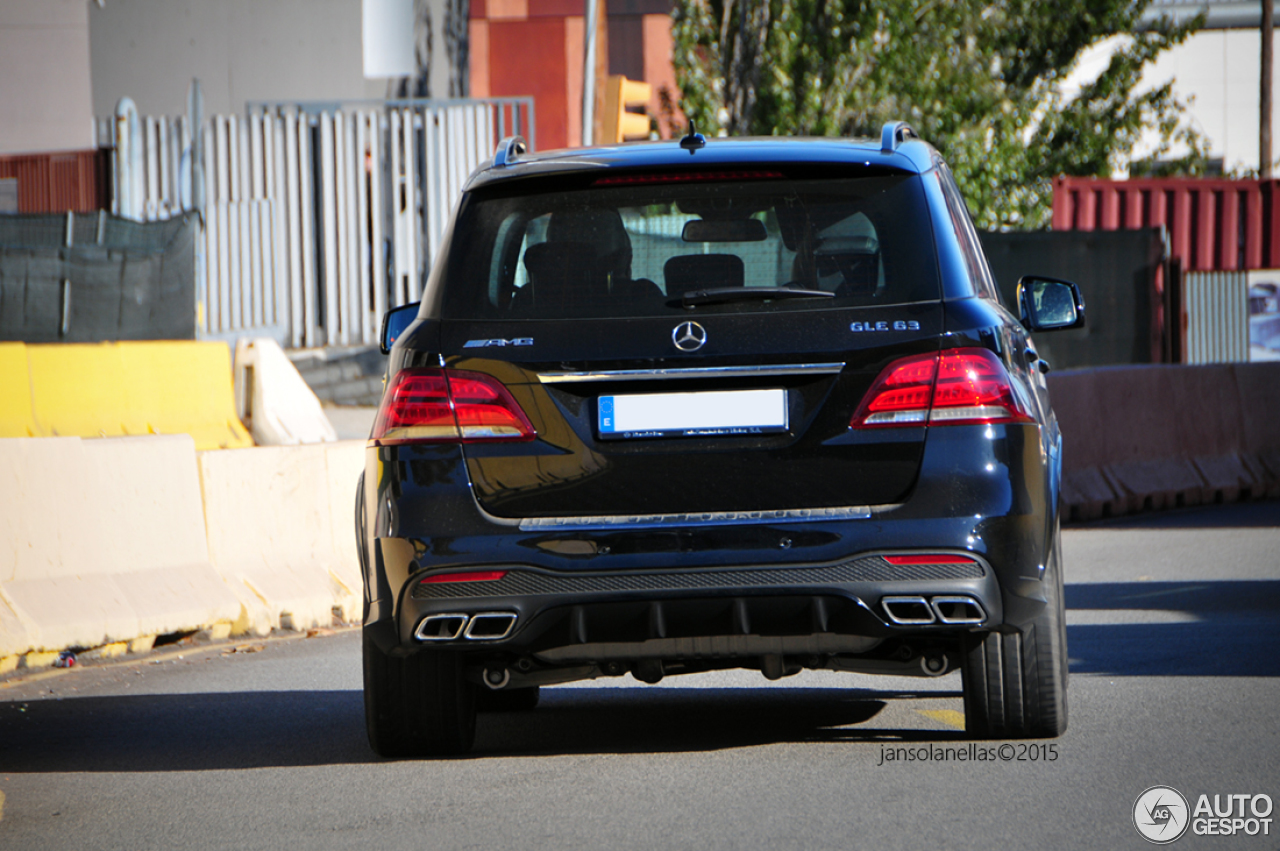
[371,368,536,444]
[850,348,1034,428]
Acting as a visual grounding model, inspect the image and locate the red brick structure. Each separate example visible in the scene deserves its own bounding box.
[470,0,679,151]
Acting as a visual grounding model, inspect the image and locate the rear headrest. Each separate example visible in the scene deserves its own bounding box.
[517,241,611,311]
[663,254,745,298]
[546,209,628,252]
[523,241,608,288]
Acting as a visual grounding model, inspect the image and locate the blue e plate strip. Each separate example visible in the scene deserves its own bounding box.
[598,396,616,433]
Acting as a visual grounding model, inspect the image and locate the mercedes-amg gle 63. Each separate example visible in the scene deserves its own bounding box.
[356,123,1084,755]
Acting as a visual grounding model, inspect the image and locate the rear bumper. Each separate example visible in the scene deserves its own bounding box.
[395,550,1001,654]
[361,422,1059,659]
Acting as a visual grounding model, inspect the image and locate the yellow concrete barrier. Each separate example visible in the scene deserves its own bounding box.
[0,435,242,656]
[1,341,252,450]
[0,343,38,438]
[199,440,364,636]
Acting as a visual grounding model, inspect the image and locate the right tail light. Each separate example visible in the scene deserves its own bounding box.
[850,348,1033,428]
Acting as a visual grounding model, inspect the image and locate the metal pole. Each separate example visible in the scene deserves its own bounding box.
[582,0,598,146]
[1264,0,1274,178]
[114,97,141,219]
[188,79,205,215]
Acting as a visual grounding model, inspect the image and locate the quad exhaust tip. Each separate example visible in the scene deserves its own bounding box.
[881,596,935,625]
[929,596,986,625]
[415,611,518,642]
[465,612,518,640]
[415,613,470,641]
[881,595,986,626]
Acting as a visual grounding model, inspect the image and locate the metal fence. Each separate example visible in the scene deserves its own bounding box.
[100,97,534,348]
[0,212,197,343]
[1184,271,1251,363]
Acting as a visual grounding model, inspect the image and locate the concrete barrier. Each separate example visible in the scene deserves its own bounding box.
[1233,362,1280,499]
[0,341,253,450]
[233,338,339,445]
[0,343,38,438]
[1049,362,1280,520]
[0,435,241,659]
[198,440,364,636]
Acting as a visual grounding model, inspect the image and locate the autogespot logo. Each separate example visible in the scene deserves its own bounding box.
[1134,786,1191,844]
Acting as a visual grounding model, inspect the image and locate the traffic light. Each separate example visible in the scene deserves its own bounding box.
[602,75,652,143]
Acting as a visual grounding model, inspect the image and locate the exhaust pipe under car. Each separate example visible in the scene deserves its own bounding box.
[483,667,511,690]
[919,650,949,676]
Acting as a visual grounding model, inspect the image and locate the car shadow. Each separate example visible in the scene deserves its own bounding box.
[1065,499,1280,530]
[474,686,965,757]
[0,686,965,771]
[1066,579,1280,677]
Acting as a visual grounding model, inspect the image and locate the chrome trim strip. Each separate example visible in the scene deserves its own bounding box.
[537,363,846,384]
[516,505,872,532]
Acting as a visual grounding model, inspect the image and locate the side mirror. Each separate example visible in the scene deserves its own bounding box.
[1016,276,1085,332]
[380,302,420,354]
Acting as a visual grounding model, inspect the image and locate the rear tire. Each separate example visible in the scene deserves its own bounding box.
[961,532,1068,738]
[477,685,541,712]
[363,628,477,756]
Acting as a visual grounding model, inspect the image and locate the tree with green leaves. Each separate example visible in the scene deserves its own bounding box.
[671,0,1207,229]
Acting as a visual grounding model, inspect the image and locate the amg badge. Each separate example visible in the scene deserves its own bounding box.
[463,338,534,348]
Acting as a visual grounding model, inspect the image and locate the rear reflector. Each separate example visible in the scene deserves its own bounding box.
[420,570,509,584]
[884,554,977,566]
[850,348,1033,428]
[372,368,535,445]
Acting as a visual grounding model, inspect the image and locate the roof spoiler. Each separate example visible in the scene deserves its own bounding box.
[492,135,528,168]
[880,121,919,154]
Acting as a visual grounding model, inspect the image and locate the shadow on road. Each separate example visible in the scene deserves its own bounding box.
[1065,499,1280,530]
[474,687,964,757]
[0,686,965,770]
[1066,579,1280,677]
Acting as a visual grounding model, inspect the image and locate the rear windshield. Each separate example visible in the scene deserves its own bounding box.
[438,168,940,319]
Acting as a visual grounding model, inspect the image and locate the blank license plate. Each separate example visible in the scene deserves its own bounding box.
[598,389,788,439]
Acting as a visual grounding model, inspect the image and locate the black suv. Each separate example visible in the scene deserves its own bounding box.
[357,124,1084,756]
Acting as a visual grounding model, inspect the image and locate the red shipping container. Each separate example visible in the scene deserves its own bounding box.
[0,149,110,214]
[1052,175,1280,273]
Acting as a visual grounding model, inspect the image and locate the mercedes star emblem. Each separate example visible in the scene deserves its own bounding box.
[672,321,707,352]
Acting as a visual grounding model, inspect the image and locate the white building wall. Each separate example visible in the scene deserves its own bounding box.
[1065,27,1280,175]
[0,0,96,155]
[1136,28,1280,174]
[87,0,450,119]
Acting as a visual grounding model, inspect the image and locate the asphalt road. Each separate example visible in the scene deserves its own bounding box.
[2,501,1278,850]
